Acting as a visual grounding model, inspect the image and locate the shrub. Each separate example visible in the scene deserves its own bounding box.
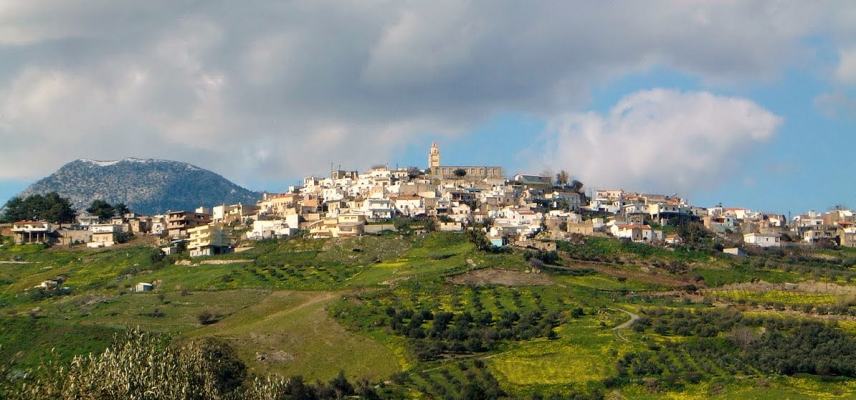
[197,310,221,325]
[147,308,166,318]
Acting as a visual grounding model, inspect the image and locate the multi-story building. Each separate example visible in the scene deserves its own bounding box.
[212,203,258,224]
[336,213,366,237]
[88,224,120,248]
[839,224,856,248]
[187,224,231,257]
[166,211,211,239]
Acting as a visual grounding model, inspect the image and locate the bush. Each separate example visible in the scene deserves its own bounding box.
[146,308,166,318]
[197,310,220,325]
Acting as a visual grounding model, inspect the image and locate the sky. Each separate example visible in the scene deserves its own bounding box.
[0,1,854,215]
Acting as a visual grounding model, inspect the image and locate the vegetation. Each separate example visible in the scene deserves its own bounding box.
[114,202,131,217]
[1,231,856,398]
[87,199,117,222]
[0,192,76,223]
[619,308,856,389]
[1,330,386,400]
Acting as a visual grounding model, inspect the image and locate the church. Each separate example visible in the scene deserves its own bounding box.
[427,143,504,180]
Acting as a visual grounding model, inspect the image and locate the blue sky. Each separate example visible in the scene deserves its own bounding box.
[387,67,855,215]
[0,181,28,208]
[0,2,854,215]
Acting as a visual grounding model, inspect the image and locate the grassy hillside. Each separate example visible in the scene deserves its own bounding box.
[1,233,855,398]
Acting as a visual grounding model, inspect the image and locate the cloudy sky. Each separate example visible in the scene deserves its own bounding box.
[0,1,854,213]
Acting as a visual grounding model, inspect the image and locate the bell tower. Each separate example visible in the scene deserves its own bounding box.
[428,142,441,171]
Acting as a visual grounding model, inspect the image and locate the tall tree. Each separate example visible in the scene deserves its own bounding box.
[41,192,77,223]
[406,167,422,180]
[114,203,131,217]
[87,200,115,222]
[0,196,26,222]
[0,193,76,223]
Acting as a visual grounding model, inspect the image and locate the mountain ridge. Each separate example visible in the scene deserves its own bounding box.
[19,158,261,215]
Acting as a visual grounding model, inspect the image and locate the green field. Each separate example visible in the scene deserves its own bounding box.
[707,289,843,306]
[1,232,856,398]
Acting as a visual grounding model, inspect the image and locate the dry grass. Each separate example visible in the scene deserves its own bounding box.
[448,268,554,287]
[185,290,401,381]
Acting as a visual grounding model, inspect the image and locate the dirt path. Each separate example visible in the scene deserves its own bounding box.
[608,307,640,342]
[419,349,517,373]
[258,291,338,324]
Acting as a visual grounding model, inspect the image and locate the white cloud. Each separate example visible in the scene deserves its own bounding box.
[532,89,782,194]
[0,1,850,189]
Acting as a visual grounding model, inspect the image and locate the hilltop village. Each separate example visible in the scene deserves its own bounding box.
[3,143,855,257]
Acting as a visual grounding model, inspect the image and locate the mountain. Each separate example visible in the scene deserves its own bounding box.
[19,158,261,215]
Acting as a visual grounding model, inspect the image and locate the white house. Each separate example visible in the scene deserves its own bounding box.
[546,190,582,210]
[393,195,424,217]
[743,232,781,248]
[502,207,543,226]
[321,187,347,203]
[448,203,473,224]
[793,212,824,228]
[610,224,657,242]
[76,213,100,227]
[587,199,621,214]
[724,208,753,220]
[363,198,394,221]
[248,219,296,240]
[87,224,120,248]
